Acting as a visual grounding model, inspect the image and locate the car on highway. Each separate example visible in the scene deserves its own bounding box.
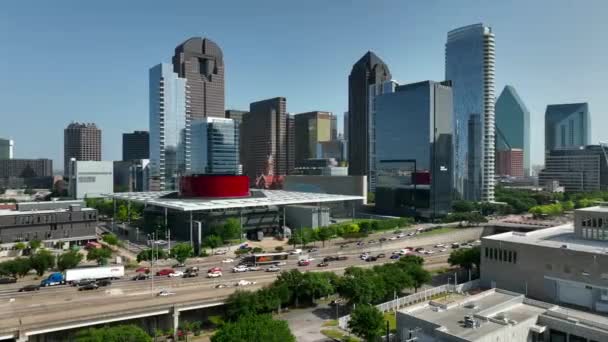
[396,233,405,238]
[390,254,400,259]
[439,248,447,253]
[356,241,365,247]
[183,271,198,278]
[290,249,303,255]
[451,243,460,249]
[388,236,398,241]
[97,279,112,287]
[208,267,222,273]
[222,258,235,263]
[435,244,446,248]
[337,256,348,261]
[266,265,281,272]
[298,260,311,266]
[248,266,262,271]
[393,230,402,234]
[368,239,376,244]
[379,237,387,242]
[232,265,249,273]
[0,277,17,284]
[414,247,425,252]
[78,283,99,291]
[365,256,378,262]
[156,269,175,276]
[377,253,386,258]
[324,256,337,262]
[185,266,199,273]
[360,253,370,260]
[308,248,319,253]
[135,267,150,273]
[168,271,184,278]
[236,280,256,287]
[74,278,96,287]
[215,284,230,289]
[19,284,40,292]
[317,262,329,267]
[157,290,175,297]
[214,249,228,255]
[132,274,150,281]
[424,250,436,255]
[207,271,222,278]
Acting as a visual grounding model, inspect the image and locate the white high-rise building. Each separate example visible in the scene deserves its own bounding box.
[446,23,495,201]
[148,63,187,191]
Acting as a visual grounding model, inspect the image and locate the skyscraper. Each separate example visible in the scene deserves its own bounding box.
[375,81,453,217]
[190,117,240,175]
[294,111,334,166]
[348,51,392,181]
[149,63,187,191]
[446,23,496,201]
[64,122,101,174]
[495,85,530,176]
[0,138,13,160]
[122,131,149,161]
[545,103,590,153]
[172,37,225,120]
[368,80,398,191]
[241,97,293,179]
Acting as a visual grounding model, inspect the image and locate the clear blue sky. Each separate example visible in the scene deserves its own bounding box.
[1,1,607,171]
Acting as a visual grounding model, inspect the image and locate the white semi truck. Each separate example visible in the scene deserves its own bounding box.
[64,265,125,283]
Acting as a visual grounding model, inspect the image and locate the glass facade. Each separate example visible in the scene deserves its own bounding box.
[149,63,187,191]
[190,117,240,175]
[495,85,530,176]
[368,80,398,192]
[446,23,495,201]
[545,103,590,152]
[374,81,453,217]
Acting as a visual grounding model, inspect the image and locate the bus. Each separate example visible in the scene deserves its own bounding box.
[243,252,289,266]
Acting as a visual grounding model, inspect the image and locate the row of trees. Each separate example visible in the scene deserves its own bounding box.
[441,212,488,225]
[0,249,84,278]
[136,243,194,264]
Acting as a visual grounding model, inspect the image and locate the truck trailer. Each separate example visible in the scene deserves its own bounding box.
[64,266,125,283]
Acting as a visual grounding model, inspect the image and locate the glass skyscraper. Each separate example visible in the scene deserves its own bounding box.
[190,117,240,175]
[545,103,590,153]
[495,85,530,176]
[446,23,496,201]
[374,81,454,217]
[149,63,187,191]
[368,80,398,192]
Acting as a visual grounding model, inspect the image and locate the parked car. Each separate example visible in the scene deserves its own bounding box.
[298,260,310,266]
[265,265,281,272]
[168,271,184,278]
[97,279,112,287]
[388,236,398,241]
[157,290,175,297]
[156,269,175,276]
[0,277,17,284]
[19,284,40,292]
[78,283,99,291]
[317,262,329,267]
[207,267,222,273]
[396,233,405,238]
[132,274,150,281]
[393,230,402,234]
[232,265,249,273]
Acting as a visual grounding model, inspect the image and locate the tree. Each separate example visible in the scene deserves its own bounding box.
[87,247,112,265]
[211,314,295,342]
[402,263,431,293]
[316,227,334,248]
[222,218,241,241]
[275,269,305,307]
[452,200,475,213]
[337,267,383,304]
[399,255,424,266]
[57,250,83,271]
[348,304,384,342]
[300,272,335,304]
[14,242,26,251]
[74,324,152,342]
[448,247,481,271]
[28,239,42,250]
[225,290,261,321]
[203,235,223,254]
[30,249,55,276]
[136,248,167,263]
[0,258,31,278]
[101,234,120,246]
[116,204,129,222]
[170,243,194,264]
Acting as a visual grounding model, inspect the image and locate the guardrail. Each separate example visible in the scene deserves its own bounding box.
[338,279,479,330]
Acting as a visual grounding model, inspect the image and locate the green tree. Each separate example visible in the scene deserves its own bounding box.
[74,324,152,342]
[211,314,295,342]
[101,234,120,246]
[452,200,475,213]
[337,267,383,304]
[348,304,384,342]
[28,239,42,250]
[170,243,194,264]
[136,248,167,263]
[225,290,260,321]
[448,247,481,271]
[116,204,129,222]
[316,227,334,248]
[203,235,223,254]
[222,218,241,241]
[275,269,305,307]
[399,255,424,266]
[30,249,56,276]
[57,250,83,271]
[402,263,431,293]
[300,272,335,304]
[87,247,112,265]
[0,258,31,278]
[14,242,26,251]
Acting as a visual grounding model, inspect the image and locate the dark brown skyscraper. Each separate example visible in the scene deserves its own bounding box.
[64,122,101,174]
[173,37,225,119]
[241,97,294,180]
[348,51,391,177]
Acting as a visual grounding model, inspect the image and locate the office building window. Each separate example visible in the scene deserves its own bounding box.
[507,251,512,263]
[546,264,553,271]
[564,265,571,274]
[513,252,517,264]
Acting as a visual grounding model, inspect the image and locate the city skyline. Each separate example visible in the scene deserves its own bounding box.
[1,1,607,169]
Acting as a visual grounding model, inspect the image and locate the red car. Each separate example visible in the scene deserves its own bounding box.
[156,268,175,276]
[136,267,150,273]
[298,260,310,266]
[207,267,222,273]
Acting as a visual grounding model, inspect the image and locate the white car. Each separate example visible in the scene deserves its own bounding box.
[424,250,436,255]
[157,290,175,296]
[168,271,184,277]
[434,244,446,248]
[360,253,370,261]
[388,236,398,241]
[439,248,447,253]
[290,249,303,255]
[277,262,287,266]
[214,249,228,255]
[236,279,256,286]
[266,265,281,272]
[222,258,235,263]
[248,266,262,271]
[207,271,222,278]
[232,265,249,273]
[396,233,405,238]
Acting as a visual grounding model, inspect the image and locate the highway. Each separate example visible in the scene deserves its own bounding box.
[0,226,483,336]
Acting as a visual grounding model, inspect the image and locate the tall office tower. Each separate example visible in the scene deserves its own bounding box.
[348,51,392,182]
[375,81,453,218]
[122,130,149,161]
[343,111,349,141]
[368,80,398,192]
[64,122,101,174]
[446,23,496,201]
[173,37,225,120]
[539,145,607,192]
[545,103,590,153]
[190,117,240,175]
[496,148,524,178]
[0,138,13,159]
[149,63,187,191]
[241,97,291,179]
[286,114,295,174]
[294,111,334,166]
[495,85,530,176]
[225,109,247,126]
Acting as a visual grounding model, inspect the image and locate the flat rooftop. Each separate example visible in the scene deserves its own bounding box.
[400,289,608,340]
[483,223,608,254]
[103,189,363,212]
[0,207,95,216]
[576,204,608,213]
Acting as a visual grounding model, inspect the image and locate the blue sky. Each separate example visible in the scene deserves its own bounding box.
[1,1,607,171]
